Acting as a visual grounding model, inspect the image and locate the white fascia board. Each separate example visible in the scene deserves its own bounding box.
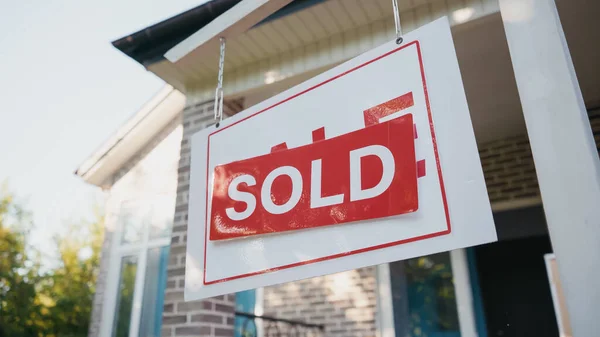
[165,0,293,63]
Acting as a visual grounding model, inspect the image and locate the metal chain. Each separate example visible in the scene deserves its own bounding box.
[213,37,226,123]
[391,0,403,44]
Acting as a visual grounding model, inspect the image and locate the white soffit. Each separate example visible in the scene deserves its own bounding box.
[165,0,294,63]
[155,0,500,96]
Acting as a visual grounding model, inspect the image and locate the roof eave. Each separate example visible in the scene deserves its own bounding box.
[75,86,185,187]
[111,0,241,67]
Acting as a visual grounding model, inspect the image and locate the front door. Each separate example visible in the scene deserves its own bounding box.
[473,236,559,337]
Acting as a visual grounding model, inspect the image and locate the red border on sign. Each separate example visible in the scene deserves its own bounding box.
[203,40,451,285]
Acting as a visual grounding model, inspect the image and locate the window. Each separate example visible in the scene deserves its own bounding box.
[234,289,264,337]
[102,195,175,337]
[389,252,461,337]
[112,256,137,337]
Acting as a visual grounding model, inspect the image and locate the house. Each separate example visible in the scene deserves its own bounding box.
[76,1,600,337]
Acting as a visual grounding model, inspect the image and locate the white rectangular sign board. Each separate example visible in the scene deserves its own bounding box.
[185,17,496,301]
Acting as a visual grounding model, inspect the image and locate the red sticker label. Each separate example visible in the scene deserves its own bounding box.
[210,113,419,241]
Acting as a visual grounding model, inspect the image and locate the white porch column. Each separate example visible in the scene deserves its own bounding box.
[450,249,478,337]
[499,1,600,336]
[375,264,396,337]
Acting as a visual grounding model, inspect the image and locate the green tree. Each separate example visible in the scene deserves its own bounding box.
[42,208,104,337]
[404,253,459,337]
[0,187,47,337]
[0,185,104,337]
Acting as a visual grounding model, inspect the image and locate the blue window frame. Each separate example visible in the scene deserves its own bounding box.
[234,290,257,337]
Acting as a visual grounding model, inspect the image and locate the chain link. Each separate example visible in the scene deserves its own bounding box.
[214,37,226,123]
[391,0,403,44]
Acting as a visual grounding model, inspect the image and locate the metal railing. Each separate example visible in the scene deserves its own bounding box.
[234,311,325,337]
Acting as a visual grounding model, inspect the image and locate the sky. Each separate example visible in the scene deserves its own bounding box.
[0,0,207,263]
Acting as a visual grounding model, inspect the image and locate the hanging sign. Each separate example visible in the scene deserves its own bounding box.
[185,17,496,300]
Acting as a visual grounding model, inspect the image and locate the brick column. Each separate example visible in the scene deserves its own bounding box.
[162,101,236,337]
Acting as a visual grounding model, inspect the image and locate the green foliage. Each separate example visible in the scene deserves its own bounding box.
[41,207,104,337]
[404,253,459,337]
[0,188,46,337]
[0,186,103,337]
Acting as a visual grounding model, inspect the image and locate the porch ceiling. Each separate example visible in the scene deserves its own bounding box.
[148,0,600,145]
[154,0,500,93]
[556,0,600,109]
[454,0,600,144]
[453,14,525,144]
[175,0,432,72]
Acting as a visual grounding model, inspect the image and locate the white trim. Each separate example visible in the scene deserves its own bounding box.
[375,264,395,337]
[165,0,293,62]
[99,198,127,337]
[450,249,478,337]
[544,254,566,336]
[117,238,171,255]
[254,287,264,337]
[99,252,120,337]
[491,196,542,212]
[128,220,150,337]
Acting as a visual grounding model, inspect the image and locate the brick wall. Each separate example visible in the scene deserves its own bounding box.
[161,101,236,337]
[264,267,377,337]
[479,135,540,205]
[478,107,600,209]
